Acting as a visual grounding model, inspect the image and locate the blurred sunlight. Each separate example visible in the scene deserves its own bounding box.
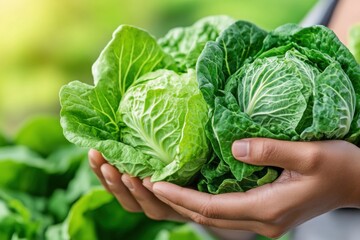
[0,0,316,133]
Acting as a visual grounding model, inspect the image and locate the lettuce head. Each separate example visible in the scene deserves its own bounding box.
[60,16,234,185]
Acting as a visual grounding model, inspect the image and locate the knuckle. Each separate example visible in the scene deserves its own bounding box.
[304,144,324,172]
[198,198,218,218]
[190,213,210,226]
[261,207,283,223]
[256,140,277,163]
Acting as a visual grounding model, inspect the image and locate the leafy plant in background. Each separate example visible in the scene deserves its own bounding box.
[350,24,360,64]
[46,187,216,240]
[60,16,234,185]
[0,190,44,240]
[0,116,219,239]
[197,21,360,193]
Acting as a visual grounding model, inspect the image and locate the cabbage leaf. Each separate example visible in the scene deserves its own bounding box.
[197,21,360,193]
[60,16,234,185]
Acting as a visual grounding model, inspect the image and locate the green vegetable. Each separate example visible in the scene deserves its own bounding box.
[197,21,360,193]
[0,115,85,196]
[45,188,181,240]
[0,146,49,195]
[14,115,69,157]
[0,114,219,239]
[350,24,360,63]
[48,158,101,222]
[0,145,86,196]
[0,190,44,240]
[60,16,234,185]
[45,188,143,240]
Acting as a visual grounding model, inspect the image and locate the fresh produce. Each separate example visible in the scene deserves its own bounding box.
[0,116,217,239]
[59,16,234,185]
[60,16,360,194]
[197,21,360,193]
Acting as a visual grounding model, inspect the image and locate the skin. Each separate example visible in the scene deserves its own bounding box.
[89,138,360,239]
[328,0,360,44]
[88,3,360,238]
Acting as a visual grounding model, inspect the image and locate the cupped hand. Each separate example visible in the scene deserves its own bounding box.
[144,139,360,238]
[88,149,187,222]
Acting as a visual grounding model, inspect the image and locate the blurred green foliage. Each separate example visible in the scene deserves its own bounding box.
[0,0,316,133]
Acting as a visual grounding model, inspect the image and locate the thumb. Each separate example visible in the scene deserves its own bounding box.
[231,138,324,173]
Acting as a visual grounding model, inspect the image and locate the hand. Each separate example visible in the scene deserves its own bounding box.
[145,139,360,238]
[87,149,186,222]
[88,149,256,240]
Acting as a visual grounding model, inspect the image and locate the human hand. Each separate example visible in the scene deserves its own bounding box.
[88,149,258,240]
[144,139,360,238]
[87,149,187,222]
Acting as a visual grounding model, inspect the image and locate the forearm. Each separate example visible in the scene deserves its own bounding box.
[328,0,360,44]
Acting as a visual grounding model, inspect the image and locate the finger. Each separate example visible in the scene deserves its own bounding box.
[152,180,301,222]
[168,202,286,239]
[152,195,277,237]
[121,176,187,222]
[100,164,142,212]
[88,149,110,191]
[232,138,326,173]
[152,181,254,220]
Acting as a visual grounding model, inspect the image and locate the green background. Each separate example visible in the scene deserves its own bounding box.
[0,0,316,133]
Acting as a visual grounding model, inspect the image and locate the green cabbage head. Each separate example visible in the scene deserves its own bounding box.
[60,16,234,185]
[197,21,360,193]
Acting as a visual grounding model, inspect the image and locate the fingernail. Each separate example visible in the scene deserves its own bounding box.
[232,140,249,158]
[89,160,96,169]
[142,178,151,190]
[100,165,113,186]
[152,184,165,196]
[122,175,134,191]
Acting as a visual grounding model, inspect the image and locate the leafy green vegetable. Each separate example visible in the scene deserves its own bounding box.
[350,24,360,64]
[46,188,134,240]
[48,158,101,222]
[60,16,234,185]
[0,145,86,196]
[0,190,44,240]
[45,146,88,194]
[0,146,49,195]
[197,21,360,193]
[159,15,235,71]
[45,188,181,240]
[1,113,218,239]
[0,116,89,238]
[48,187,217,240]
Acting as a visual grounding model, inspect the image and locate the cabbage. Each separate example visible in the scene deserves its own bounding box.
[60,16,234,185]
[197,21,360,193]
